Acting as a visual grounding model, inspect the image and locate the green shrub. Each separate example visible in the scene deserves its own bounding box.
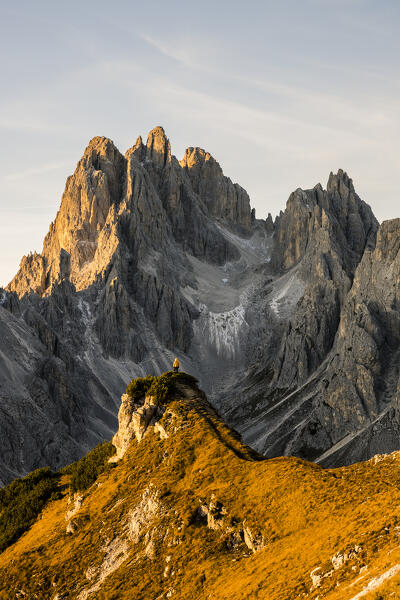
[147,373,175,404]
[126,375,155,401]
[125,371,198,406]
[63,441,116,494]
[0,467,60,552]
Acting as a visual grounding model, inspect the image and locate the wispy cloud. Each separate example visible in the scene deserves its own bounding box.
[140,34,195,68]
[138,32,394,138]
[4,161,71,182]
[0,2,399,286]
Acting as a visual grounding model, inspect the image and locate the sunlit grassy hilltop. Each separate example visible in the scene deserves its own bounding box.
[1,373,400,599]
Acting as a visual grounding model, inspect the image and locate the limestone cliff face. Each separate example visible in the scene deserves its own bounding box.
[272,170,377,274]
[9,252,46,296]
[7,127,240,360]
[220,171,384,465]
[225,213,400,468]
[129,127,240,264]
[0,286,118,485]
[180,147,252,232]
[0,126,252,483]
[8,127,239,298]
[268,217,400,465]
[306,218,400,464]
[270,170,378,390]
[8,137,125,295]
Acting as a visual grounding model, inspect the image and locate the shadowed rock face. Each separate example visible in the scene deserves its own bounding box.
[0,125,399,484]
[218,171,391,466]
[180,147,252,232]
[0,126,251,483]
[309,218,400,465]
[271,171,378,390]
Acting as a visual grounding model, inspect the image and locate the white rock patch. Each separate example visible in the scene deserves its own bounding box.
[269,272,303,319]
[194,303,249,359]
[349,564,400,599]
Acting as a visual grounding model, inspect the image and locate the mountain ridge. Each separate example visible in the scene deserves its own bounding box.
[2,373,400,599]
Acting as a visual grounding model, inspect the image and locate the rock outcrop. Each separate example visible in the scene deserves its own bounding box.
[111,393,161,459]
[307,218,400,464]
[272,170,378,390]
[218,170,387,464]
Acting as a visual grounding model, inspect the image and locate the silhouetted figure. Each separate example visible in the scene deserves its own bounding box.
[173,357,180,372]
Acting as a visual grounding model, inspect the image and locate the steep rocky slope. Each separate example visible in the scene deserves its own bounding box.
[0,126,255,483]
[1,125,399,482]
[224,207,400,468]
[221,170,389,464]
[2,374,400,599]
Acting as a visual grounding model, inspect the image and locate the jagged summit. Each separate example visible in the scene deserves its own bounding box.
[7,125,250,297]
[327,168,355,194]
[146,125,171,163]
[1,123,399,488]
[128,125,172,168]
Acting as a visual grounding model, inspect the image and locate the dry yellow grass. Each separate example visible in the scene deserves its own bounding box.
[1,379,400,599]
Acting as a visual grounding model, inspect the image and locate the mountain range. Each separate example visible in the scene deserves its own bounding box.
[0,126,399,484]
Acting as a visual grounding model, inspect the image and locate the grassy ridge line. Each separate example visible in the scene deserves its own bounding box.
[0,372,195,554]
[2,375,400,597]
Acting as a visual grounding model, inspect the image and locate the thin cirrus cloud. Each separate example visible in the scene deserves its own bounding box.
[0,1,399,285]
[4,161,72,182]
[136,32,395,145]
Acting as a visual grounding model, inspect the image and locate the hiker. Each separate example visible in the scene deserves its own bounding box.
[172,358,180,373]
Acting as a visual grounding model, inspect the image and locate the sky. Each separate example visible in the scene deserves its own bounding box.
[0,0,399,285]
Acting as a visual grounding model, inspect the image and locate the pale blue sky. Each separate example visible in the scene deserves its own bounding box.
[0,0,399,284]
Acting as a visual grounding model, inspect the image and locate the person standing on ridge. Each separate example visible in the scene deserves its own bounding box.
[173,358,180,373]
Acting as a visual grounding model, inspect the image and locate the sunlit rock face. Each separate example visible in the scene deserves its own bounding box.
[1,123,399,483]
[0,126,253,483]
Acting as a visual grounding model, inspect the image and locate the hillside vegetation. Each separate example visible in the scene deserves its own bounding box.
[1,373,400,599]
[0,468,60,553]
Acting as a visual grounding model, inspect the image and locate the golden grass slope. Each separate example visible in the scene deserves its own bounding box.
[1,379,400,599]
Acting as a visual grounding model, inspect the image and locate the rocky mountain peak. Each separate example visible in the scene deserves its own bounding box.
[179,145,252,232]
[327,168,355,195]
[83,135,120,160]
[145,125,171,168]
[7,135,127,296]
[4,124,397,497]
[180,146,215,170]
[272,170,378,274]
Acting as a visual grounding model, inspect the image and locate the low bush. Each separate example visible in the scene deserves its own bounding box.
[147,373,175,404]
[126,375,155,402]
[0,467,60,552]
[125,371,198,406]
[62,441,115,494]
